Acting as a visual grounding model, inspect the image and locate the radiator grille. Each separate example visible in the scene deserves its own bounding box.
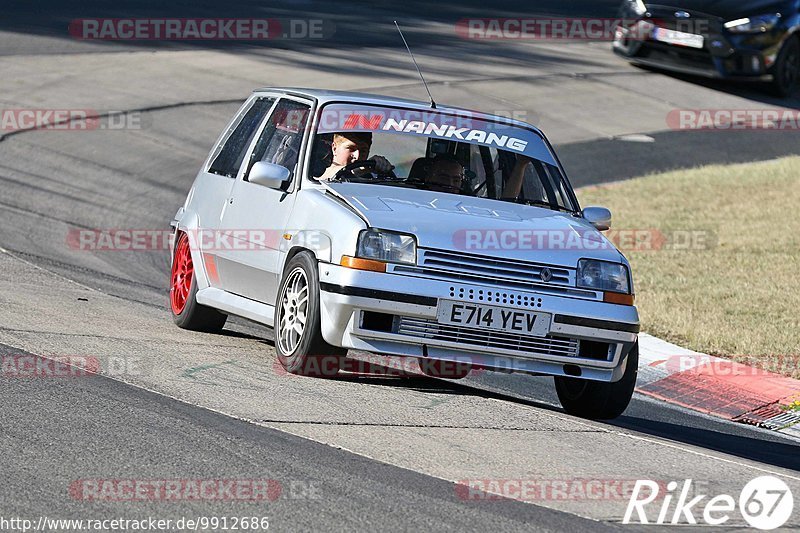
[400,248,574,289]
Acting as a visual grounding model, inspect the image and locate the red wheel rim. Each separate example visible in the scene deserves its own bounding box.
[170,232,193,315]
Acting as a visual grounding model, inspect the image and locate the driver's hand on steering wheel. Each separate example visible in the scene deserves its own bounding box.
[368,155,395,174]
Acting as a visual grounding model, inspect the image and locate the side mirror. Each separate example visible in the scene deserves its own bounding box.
[248,161,290,189]
[582,206,612,231]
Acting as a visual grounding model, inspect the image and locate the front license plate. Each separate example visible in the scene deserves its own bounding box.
[436,301,551,337]
[652,27,704,49]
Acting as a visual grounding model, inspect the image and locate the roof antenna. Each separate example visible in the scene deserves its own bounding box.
[394,20,436,109]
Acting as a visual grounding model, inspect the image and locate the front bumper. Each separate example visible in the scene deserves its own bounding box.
[318,263,639,383]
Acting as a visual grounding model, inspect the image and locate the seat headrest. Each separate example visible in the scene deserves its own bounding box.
[408,157,433,182]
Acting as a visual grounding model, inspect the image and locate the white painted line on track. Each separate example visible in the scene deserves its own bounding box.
[0,246,102,294]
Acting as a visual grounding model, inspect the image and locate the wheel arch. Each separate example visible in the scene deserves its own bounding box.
[172,211,211,290]
[283,246,311,268]
[279,239,331,278]
[775,27,800,61]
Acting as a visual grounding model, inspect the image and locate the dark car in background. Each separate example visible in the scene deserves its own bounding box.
[613,0,800,95]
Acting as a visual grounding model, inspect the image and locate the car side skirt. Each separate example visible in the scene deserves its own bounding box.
[196,287,275,327]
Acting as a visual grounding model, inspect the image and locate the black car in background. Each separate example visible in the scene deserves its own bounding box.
[613,0,800,95]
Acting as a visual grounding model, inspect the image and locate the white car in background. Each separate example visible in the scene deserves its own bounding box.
[169,88,641,420]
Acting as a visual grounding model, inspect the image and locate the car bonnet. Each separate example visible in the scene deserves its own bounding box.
[324,182,625,267]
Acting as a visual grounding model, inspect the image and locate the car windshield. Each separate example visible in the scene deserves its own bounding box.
[310,103,578,213]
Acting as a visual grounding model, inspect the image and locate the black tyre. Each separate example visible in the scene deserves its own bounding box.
[274,251,345,377]
[170,231,227,332]
[554,341,639,420]
[771,36,800,97]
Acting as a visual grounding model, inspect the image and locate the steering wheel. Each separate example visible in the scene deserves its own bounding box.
[332,159,398,182]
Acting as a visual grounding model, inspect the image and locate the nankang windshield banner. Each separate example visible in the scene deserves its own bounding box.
[316,103,557,166]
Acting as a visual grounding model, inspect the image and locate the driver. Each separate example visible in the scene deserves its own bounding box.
[318,132,394,181]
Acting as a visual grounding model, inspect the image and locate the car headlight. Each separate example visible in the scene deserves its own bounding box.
[724,13,781,33]
[356,229,417,265]
[627,0,647,16]
[577,259,630,293]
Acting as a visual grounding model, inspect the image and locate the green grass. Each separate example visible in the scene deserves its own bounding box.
[577,156,800,378]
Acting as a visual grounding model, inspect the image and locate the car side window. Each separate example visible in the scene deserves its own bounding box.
[245,99,311,183]
[208,97,275,178]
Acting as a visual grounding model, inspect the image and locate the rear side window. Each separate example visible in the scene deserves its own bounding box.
[209,97,275,177]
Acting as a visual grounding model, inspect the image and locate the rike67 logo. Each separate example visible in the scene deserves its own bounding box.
[624,476,794,530]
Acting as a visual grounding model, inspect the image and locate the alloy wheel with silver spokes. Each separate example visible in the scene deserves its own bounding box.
[274,251,345,377]
[277,266,309,355]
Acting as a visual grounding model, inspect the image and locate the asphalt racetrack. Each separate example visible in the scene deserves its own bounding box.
[1,1,799,531]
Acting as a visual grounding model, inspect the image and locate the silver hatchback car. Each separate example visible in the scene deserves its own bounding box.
[170,88,640,420]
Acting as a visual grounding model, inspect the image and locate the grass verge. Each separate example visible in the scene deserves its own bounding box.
[577,156,800,379]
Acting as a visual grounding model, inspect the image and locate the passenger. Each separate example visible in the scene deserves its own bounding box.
[424,153,532,198]
[318,132,394,181]
[500,153,532,199]
[424,154,465,194]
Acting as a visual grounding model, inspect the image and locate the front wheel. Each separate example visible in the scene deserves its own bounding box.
[274,252,345,377]
[771,36,800,97]
[554,341,638,420]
